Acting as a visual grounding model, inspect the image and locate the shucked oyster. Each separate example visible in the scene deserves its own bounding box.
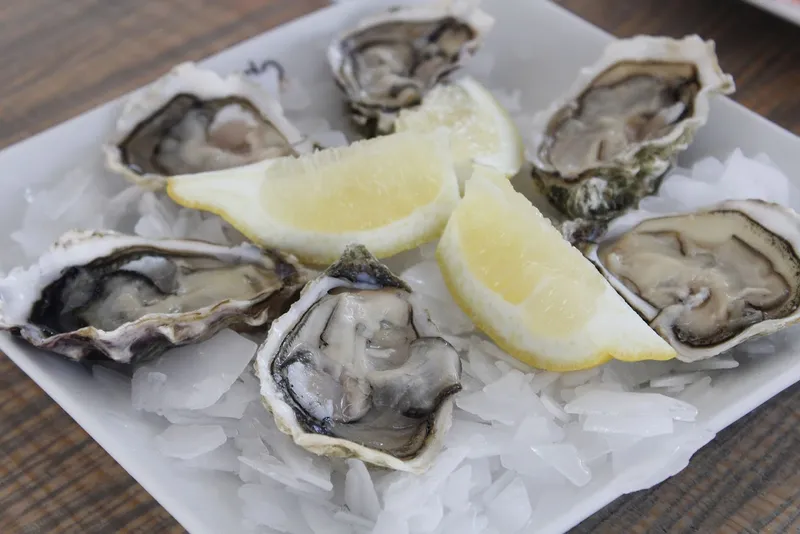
[256,244,461,473]
[586,200,800,362]
[327,0,493,136]
[529,35,735,244]
[104,62,313,190]
[0,230,310,364]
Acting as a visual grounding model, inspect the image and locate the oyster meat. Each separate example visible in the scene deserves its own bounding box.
[529,35,735,244]
[586,200,800,361]
[105,62,313,190]
[0,230,310,364]
[256,244,461,473]
[327,0,493,136]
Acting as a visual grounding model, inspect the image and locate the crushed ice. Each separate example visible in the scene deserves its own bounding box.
[115,146,798,533]
[7,44,798,534]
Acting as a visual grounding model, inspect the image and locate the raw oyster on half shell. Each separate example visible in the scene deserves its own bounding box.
[529,35,735,244]
[0,230,310,364]
[104,62,313,190]
[585,200,800,362]
[256,244,462,473]
[327,0,493,136]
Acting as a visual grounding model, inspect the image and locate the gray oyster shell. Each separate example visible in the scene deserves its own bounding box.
[0,230,311,364]
[104,62,313,191]
[529,35,735,244]
[327,0,493,136]
[256,244,462,473]
[585,199,800,362]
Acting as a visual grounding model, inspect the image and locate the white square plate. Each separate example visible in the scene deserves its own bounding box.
[2,1,800,533]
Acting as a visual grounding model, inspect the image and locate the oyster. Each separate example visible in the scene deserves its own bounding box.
[585,200,800,362]
[256,244,461,473]
[529,35,735,244]
[104,62,313,190]
[327,0,493,136]
[0,230,310,364]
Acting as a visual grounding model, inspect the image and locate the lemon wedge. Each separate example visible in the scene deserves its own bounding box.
[435,167,677,371]
[167,130,460,265]
[395,76,524,189]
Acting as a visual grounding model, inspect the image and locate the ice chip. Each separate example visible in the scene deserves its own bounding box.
[532,444,591,487]
[565,390,698,422]
[131,329,257,412]
[407,496,444,532]
[718,148,790,204]
[529,371,560,393]
[583,414,674,437]
[604,360,677,388]
[611,424,715,493]
[649,372,709,389]
[443,465,472,511]
[466,345,502,385]
[301,502,355,534]
[676,356,739,371]
[437,509,489,534]
[183,441,241,472]
[238,483,307,532]
[445,419,513,458]
[345,459,380,521]
[540,392,571,423]
[559,368,600,387]
[678,376,714,404]
[155,424,227,459]
[383,447,468,513]
[564,424,611,463]
[456,370,545,425]
[334,510,375,530]
[372,512,408,534]
[691,156,725,183]
[486,477,532,532]
[480,470,516,505]
[239,454,327,495]
[471,336,534,372]
[201,380,260,419]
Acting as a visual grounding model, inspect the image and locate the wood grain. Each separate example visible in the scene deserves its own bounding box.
[0,0,798,533]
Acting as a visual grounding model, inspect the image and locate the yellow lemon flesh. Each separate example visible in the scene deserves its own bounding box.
[436,168,677,371]
[395,76,524,190]
[167,130,460,266]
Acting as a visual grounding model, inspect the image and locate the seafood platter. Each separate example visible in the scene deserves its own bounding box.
[1,0,800,533]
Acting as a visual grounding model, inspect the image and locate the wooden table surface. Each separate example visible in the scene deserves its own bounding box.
[0,0,799,533]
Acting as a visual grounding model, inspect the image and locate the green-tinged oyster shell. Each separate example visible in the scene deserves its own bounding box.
[529,35,735,244]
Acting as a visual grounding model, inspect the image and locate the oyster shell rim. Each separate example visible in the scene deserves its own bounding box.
[326,0,495,136]
[254,243,461,474]
[528,34,736,180]
[103,61,314,191]
[584,199,800,362]
[0,229,311,364]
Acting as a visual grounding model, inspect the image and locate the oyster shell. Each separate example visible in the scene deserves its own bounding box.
[104,62,313,190]
[0,230,310,364]
[327,0,493,136]
[585,200,800,362]
[256,244,461,473]
[529,35,735,244]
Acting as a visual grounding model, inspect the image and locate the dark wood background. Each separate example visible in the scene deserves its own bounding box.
[0,1,798,533]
